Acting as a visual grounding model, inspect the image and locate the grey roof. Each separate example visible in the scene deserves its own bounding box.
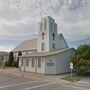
[19,48,75,57]
[12,39,37,52]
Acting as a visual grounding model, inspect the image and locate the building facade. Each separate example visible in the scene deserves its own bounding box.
[13,16,75,74]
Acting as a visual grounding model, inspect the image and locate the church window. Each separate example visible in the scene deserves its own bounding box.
[41,43,45,51]
[51,22,52,31]
[40,23,42,31]
[31,58,35,67]
[38,58,41,68]
[44,19,47,30]
[52,33,55,40]
[52,43,55,49]
[41,32,45,40]
[26,59,29,67]
[21,59,23,66]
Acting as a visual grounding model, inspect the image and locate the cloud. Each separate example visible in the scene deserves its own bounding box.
[0,0,90,51]
[0,45,14,52]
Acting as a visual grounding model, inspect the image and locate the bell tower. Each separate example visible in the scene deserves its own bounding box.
[37,16,58,52]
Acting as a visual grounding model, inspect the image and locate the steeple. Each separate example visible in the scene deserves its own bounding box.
[37,16,68,52]
[37,16,57,52]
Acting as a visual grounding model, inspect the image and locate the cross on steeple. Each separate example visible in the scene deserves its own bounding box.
[41,32,45,40]
[52,33,55,40]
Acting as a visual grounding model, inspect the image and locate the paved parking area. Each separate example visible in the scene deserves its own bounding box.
[0,72,90,90]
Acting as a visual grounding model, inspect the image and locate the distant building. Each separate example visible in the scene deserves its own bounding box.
[12,16,75,74]
[0,53,9,67]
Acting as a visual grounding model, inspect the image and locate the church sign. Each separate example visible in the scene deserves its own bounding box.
[47,63,54,66]
[47,60,54,66]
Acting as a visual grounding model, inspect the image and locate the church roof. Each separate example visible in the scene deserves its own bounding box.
[12,39,37,52]
[19,48,75,58]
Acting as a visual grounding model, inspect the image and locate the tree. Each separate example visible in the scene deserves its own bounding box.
[8,52,14,67]
[71,44,90,76]
[18,51,22,56]
[76,45,90,60]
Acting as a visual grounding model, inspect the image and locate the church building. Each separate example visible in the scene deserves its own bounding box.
[12,16,75,74]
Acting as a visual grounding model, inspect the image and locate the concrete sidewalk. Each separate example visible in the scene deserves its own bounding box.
[0,68,71,84]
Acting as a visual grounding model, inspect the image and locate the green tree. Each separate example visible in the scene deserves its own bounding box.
[8,52,14,67]
[71,44,90,76]
[76,45,90,60]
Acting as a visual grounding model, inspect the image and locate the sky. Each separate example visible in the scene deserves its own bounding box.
[0,0,90,52]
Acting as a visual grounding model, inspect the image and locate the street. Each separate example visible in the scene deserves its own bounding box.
[0,72,90,90]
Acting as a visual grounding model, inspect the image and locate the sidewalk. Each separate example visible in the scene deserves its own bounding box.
[0,68,71,84]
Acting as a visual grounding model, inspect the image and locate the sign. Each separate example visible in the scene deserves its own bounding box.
[47,60,54,66]
[47,63,54,66]
[70,62,73,69]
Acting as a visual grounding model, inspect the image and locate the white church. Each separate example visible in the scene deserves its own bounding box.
[12,16,75,74]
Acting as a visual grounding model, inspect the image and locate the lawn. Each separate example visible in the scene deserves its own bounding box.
[62,75,80,82]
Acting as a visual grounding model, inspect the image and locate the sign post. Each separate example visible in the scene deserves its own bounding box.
[70,62,73,78]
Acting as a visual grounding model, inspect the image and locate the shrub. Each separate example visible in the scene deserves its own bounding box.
[71,56,90,76]
[12,61,18,68]
[5,61,10,67]
[8,52,14,67]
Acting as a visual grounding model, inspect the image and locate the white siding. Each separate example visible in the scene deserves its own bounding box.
[56,49,75,74]
[19,57,46,74]
[45,56,56,74]
[19,49,75,74]
[37,58,45,74]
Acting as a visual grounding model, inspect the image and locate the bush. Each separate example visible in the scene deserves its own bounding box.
[12,61,18,68]
[71,56,90,76]
[71,45,90,76]
[8,52,14,67]
[5,62,10,67]
[76,45,90,60]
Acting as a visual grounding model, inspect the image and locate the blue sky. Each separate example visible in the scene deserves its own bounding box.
[0,0,90,52]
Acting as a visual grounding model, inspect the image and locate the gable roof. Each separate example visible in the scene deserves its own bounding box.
[58,33,68,48]
[12,39,37,52]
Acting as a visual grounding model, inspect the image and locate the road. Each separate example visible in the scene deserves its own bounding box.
[0,72,90,90]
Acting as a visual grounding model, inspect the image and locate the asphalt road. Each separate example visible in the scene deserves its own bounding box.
[0,72,90,90]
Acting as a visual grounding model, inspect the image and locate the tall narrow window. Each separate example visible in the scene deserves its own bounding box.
[26,59,29,67]
[52,33,55,40]
[21,59,23,66]
[31,58,35,67]
[40,23,42,31]
[41,43,45,51]
[41,32,45,40]
[38,58,41,68]
[52,43,55,49]
[51,22,52,31]
[44,19,47,30]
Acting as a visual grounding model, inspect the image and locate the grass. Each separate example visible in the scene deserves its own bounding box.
[62,75,80,82]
